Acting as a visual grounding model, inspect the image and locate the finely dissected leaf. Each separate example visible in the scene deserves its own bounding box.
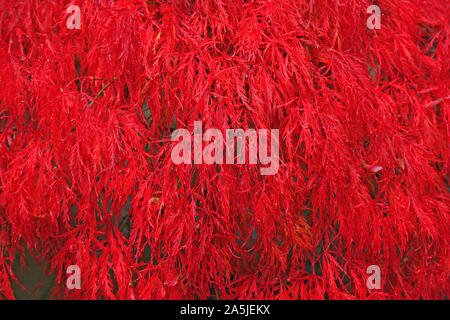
[0,0,448,299]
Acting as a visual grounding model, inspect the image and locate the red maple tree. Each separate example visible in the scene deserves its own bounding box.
[0,0,448,299]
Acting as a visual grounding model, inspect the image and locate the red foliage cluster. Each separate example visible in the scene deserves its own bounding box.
[0,0,448,299]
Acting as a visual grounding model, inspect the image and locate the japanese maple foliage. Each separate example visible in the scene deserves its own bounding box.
[0,0,448,300]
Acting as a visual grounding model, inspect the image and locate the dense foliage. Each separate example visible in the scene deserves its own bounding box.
[0,0,448,299]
